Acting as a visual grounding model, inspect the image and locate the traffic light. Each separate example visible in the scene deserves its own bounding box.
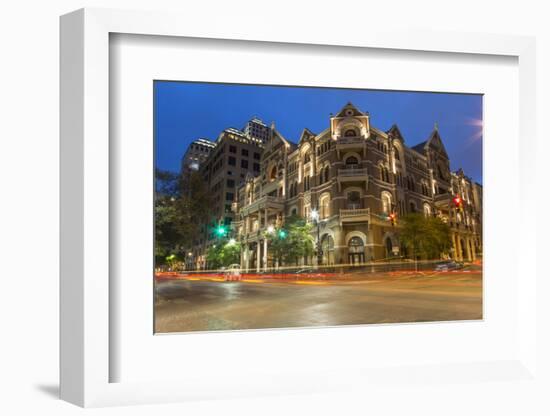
[453,194,464,211]
[215,224,227,237]
[388,212,397,226]
[278,229,287,239]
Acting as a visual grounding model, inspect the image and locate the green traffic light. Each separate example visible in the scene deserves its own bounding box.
[278,229,287,239]
[215,225,227,237]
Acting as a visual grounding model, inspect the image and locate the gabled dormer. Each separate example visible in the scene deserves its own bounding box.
[425,125,449,158]
[334,102,366,118]
[387,124,405,143]
[330,102,370,141]
[298,128,316,145]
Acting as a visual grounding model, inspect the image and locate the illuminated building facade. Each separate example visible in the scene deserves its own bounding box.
[232,103,482,270]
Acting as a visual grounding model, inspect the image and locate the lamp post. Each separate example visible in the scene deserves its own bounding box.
[310,209,323,267]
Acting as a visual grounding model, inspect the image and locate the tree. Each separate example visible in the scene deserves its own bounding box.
[267,215,315,266]
[205,244,223,269]
[218,240,241,267]
[155,168,179,197]
[154,169,213,266]
[206,240,241,269]
[399,213,452,267]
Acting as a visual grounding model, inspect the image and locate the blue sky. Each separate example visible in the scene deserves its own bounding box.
[154,81,483,183]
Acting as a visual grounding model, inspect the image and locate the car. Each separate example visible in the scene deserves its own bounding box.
[292,268,323,278]
[224,264,242,281]
[434,261,464,272]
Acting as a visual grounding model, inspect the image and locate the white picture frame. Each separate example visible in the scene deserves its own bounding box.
[60,8,538,408]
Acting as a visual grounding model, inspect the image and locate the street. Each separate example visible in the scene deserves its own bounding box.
[154,266,482,333]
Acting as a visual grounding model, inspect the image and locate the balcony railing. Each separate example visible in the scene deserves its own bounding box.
[336,136,364,145]
[338,168,368,177]
[340,208,370,220]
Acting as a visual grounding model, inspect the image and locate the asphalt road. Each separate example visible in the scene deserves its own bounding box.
[154,270,482,333]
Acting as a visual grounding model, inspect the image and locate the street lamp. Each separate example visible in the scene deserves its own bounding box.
[310,209,323,267]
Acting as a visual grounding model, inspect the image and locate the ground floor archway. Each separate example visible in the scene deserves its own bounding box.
[321,234,335,265]
[348,236,365,264]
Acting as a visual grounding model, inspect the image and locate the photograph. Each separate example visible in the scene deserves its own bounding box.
[153,81,483,333]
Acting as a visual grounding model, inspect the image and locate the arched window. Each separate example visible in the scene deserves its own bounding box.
[344,128,356,137]
[381,191,392,214]
[324,166,330,183]
[409,201,417,213]
[348,237,364,253]
[269,165,277,182]
[347,191,361,209]
[321,235,335,265]
[345,156,359,168]
[408,177,415,192]
[420,182,427,196]
[379,165,390,182]
[304,153,311,164]
[393,146,400,160]
[320,194,331,219]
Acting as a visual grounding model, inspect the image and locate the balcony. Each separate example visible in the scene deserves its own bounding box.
[338,168,368,177]
[337,168,369,190]
[262,179,281,195]
[335,136,364,145]
[340,207,370,223]
[241,195,285,216]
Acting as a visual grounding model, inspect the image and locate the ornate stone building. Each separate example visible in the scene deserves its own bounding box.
[232,102,482,271]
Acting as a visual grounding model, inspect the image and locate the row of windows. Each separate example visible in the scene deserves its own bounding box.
[379,166,390,183]
[288,182,298,198]
[190,144,212,153]
[376,141,388,154]
[316,141,332,156]
[304,175,311,191]
[288,161,298,174]
[228,145,260,160]
[227,156,260,172]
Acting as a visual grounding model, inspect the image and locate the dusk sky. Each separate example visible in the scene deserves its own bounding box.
[154,81,483,184]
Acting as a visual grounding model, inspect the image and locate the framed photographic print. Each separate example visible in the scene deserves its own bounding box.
[60,8,539,408]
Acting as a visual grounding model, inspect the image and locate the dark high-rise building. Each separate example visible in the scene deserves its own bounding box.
[243,117,270,144]
[180,137,216,174]
[187,120,268,269]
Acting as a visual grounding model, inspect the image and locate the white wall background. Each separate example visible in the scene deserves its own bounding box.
[0,1,548,415]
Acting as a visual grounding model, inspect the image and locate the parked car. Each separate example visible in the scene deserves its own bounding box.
[224,264,242,281]
[434,261,464,272]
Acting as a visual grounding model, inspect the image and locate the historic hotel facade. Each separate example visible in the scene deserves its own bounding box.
[232,102,482,271]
